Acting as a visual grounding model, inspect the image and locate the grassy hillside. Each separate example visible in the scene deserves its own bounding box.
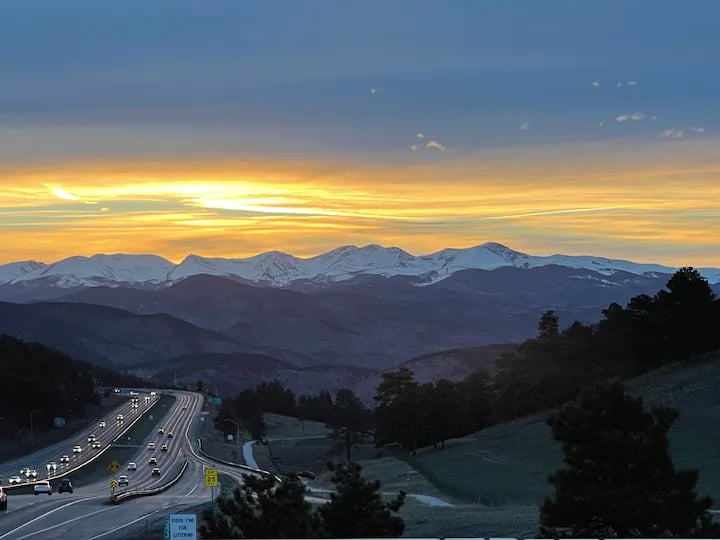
[250,352,720,537]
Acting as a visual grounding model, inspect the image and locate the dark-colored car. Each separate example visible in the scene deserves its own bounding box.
[167,432,173,438]
[0,487,7,510]
[160,444,168,452]
[151,467,161,476]
[58,478,73,494]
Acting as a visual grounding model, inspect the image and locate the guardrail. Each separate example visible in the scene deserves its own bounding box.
[4,398,160,491]
[196,438,281,482]
[110,459,189,504]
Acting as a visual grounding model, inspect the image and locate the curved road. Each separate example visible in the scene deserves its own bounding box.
[0,391,253,539]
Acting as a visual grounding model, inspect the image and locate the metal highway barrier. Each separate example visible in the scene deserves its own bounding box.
[110,459,189,504]
[3,396,160,491]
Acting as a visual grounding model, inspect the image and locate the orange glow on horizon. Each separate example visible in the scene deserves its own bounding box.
[1,143,719,267]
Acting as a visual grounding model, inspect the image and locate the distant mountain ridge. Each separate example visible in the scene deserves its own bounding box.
[2,242,719,291]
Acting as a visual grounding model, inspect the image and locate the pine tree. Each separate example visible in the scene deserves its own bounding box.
[248,413,267,442]
[326,389,372,461]
[317,462,406,538]
[540,378,720,538]
[200,474,318,538]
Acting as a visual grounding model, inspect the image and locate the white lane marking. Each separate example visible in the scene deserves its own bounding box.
[185,484,198,496]
[13,507,115,540]
[85,509,162,540]
[0,497,94,539]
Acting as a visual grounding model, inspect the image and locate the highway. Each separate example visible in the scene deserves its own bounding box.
[0,390,244,539]
[0,392,158,489]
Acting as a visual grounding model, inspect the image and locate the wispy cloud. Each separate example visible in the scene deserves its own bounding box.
[627,80,638,86]
[660,129,684,139]
[416,133,425,139]
[49,186,79,201]
[425,140,446,151]
[591,81,600,87]
[370,88,377,95]
[616,112,648,122]
[410,144,420,151]
[690,126,706,133]
[519,122,530,131]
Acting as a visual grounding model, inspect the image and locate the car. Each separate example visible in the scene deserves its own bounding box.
[8,476,22,485]
[20,467,30,476]
[127,462,137,471]
[88,434,96,442]
[147,442,155,450]
[99,421,106,428]
[58,478,73,494]
[26,469,37,478]
[72,445,83,454]
[151,467,161,477]
[182,406,187,410]
[131,402,138,409]
[158,428,164,435]
[48,461,58,471]
[148,457,157,465]
[92,441,101,449]
[118,475,129,486]
[60,455,70,464]
[33,481,52,495]
[160,444,168,452]
[150,391,157,397]
[114,388,121,393]
[0,486,7,510]
[167,432,173,438]
[116,414,124,421]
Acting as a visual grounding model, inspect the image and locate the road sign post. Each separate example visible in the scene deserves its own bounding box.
[108,460,120,474]
[110,478,118,496]
[205,468,218,502]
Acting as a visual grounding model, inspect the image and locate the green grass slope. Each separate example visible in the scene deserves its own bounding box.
[380,352,720,536]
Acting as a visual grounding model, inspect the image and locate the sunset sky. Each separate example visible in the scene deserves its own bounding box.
[1,1,719,266]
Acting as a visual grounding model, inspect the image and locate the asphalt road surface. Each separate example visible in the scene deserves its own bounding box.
[0,393,158,489]
[0,391,278,540]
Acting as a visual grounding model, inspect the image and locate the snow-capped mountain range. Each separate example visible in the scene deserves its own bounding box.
[1,242,719,289]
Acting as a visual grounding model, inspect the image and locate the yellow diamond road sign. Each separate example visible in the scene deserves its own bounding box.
[108,460,120,473]
[110,479,118,488]
[205,468,218,487]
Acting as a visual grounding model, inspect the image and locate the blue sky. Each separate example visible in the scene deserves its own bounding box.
[2,0,718,159]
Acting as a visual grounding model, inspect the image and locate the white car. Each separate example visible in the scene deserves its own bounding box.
[118,475,129,486]
[147,442,155,450]
[72,445,83,454]
[99,421,106,428]
[127,462,137,471]
[33,481,52,495]
[88,434,97,442]
[8,475,22,485]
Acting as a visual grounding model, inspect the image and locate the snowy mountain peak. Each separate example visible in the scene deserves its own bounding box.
[8,254,175,286]
[0,260,48,285]
[2,243,718,290]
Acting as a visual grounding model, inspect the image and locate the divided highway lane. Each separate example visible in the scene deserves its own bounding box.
[0,395,156,488]
[0,392,203,540]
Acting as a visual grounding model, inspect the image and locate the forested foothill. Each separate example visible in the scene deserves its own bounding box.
[0,334,154,440]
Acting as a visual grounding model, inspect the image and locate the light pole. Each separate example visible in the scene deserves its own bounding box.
[30,409,44,449]
[224,418,240,463]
